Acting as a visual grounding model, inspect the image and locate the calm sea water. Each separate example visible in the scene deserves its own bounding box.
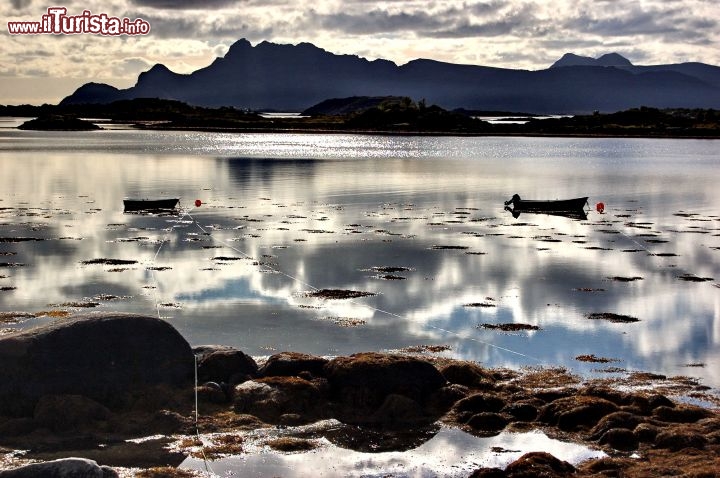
[1,123,719,388]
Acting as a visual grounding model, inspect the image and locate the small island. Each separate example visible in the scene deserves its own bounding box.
[17,114,101,131]
[3,97,720,137]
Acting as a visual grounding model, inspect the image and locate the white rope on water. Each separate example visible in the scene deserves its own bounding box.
[182,208,544,364]
[146,203,215,476]
[193,353,213,475]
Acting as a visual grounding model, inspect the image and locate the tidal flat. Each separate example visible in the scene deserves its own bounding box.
[0,126,718,475]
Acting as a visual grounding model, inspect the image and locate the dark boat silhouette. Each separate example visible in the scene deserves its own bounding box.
[504,194,588,219]
[123,198,179,212]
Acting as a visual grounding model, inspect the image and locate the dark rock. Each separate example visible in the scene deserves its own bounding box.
[579,457,634,474]
[453,392,507,414]
[653,404,713,423]
[196,383,228,404]
[0,417,35,437]
[655,429,708,451]
[0,313,194,416]
[698,417,720,432]
[538,396,618,431]
[258,351,328,378]
[439,362,495,388]
[197,348,258,385]
[146,409,191,435]
[33,394,111,432]
[502,402,539,422]
[599,428,639,451]
[648,394,675,410]
[589,411,642,440]
[504,451,575,477]
[466,412,508,432]
[580,386,631,404]
[469,468,506,478]
[233,376,325,423]
[707,430,720,445]
[580,387,651,414]
[0,457,118,477]
[427,384,469,413]
[372,394,425,425]
[634,422,660,443]
[323,352,446,409]
[532,388,574,404]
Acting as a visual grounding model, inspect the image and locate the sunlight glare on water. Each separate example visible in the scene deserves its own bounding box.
[0,128,718,388]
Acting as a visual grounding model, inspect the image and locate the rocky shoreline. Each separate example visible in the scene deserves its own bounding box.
[1,313,718,477]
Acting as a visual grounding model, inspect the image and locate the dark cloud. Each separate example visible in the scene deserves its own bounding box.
[133,11,272,40]
[129,0,240,9]
[306,3,538,39]
[309,9,445,35]
[564,7,718,47]
[10,0,32,9]
[423,17,522,38]
[565,8,681,37]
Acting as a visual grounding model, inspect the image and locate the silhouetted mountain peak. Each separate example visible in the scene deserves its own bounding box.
[596,53,633,67]
[58,82,120,105]
[551,52,633,68]
[224,38,252,58]
[59,39,720,113]
[136,63,177,84]
[552,53,597,68]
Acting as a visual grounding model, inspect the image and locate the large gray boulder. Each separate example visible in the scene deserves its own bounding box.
[0,313,194,416]
[0,457,118,478]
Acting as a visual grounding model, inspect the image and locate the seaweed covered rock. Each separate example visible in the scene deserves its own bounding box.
[33,394,112,432]
[233,376,326,423]
[652,404,713,423]
[0,313,194,416]
[439,361,496,388]
[589,411,643,440]
[259,351,328,378]
[537,395,619,431]
[654,428,708,451]
[323,352,446,424]
[324,352,446,408]
[598,428,639,451]
[504,452,576,477]
[195,346,258,385]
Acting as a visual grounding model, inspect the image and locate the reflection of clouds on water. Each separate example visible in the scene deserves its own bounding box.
[181,426,605,477]
[1,130,719,387]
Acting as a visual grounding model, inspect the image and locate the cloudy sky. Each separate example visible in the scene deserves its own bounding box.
[2,0,719,104]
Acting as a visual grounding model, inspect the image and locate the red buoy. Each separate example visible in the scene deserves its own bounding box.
[195,199,202,207]
[596,202,605,213]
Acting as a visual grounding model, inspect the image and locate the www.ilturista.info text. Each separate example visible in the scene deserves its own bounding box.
[7,7,150,35]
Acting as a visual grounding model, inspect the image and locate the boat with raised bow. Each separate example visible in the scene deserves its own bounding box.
[123,198,179,212]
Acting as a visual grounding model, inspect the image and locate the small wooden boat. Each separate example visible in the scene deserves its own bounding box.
[123,198,179,211]
[504,194,588,212]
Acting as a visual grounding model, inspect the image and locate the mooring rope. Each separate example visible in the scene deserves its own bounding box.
[193,353,212,475]
[181,207,544,364]
[146,203,215,476]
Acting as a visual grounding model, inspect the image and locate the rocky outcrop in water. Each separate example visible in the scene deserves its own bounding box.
[0,314,718,476]
[0,313,194,416]
[17,115,100,131]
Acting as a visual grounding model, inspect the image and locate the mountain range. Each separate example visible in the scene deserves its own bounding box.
[61,39,720,114]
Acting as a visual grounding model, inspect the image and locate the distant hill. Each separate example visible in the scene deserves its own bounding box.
[302,96,409,116]
[551,52,635,68]
[60,39,720,114]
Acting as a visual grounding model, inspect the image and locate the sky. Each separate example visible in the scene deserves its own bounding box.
[2,0,719,105]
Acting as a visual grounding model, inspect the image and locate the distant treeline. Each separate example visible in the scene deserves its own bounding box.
[3,97,720,137]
